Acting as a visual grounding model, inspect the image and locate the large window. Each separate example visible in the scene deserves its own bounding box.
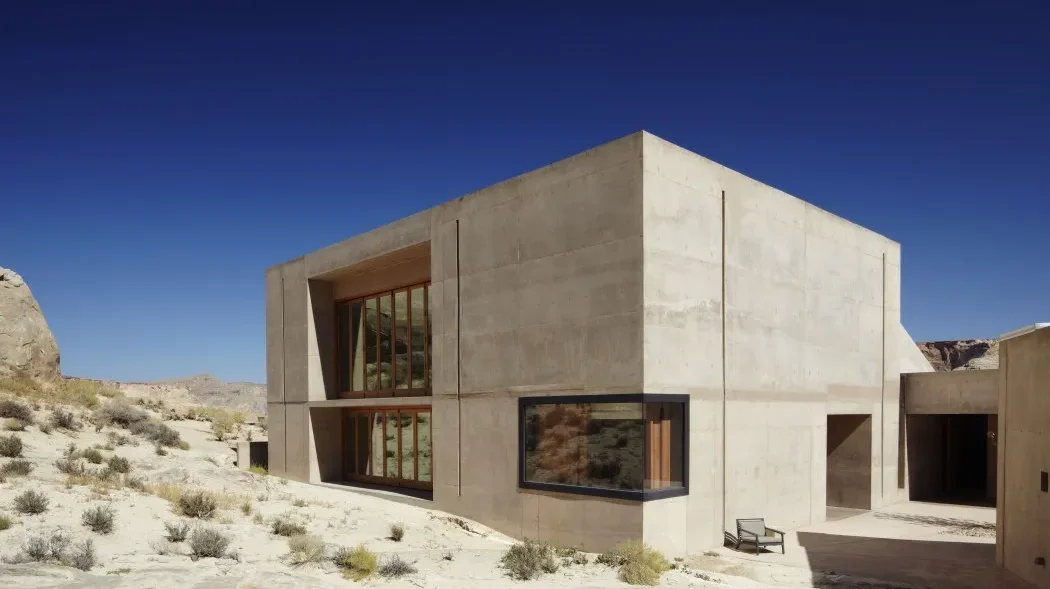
[518,394,688,500]
[336,283,431,398]
[343,407,432,490]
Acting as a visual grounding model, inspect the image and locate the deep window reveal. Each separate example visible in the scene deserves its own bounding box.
[518,394,688,501]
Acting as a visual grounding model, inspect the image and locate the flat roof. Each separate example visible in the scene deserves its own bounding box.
[1000,323,1050,341]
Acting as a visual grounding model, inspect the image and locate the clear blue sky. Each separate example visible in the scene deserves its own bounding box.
[2,1,1047,383]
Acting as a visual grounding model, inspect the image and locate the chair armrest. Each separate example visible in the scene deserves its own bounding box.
[738,528,758,539]
[765,527,784,537]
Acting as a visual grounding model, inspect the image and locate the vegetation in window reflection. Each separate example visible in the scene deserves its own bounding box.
[524,404,644,490]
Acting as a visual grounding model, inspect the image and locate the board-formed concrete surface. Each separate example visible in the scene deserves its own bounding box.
[903,369,999,415]
[267,131,930,556]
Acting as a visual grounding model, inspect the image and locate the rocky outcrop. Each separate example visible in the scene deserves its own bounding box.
[0,266,60,380]
[917,339,998,371]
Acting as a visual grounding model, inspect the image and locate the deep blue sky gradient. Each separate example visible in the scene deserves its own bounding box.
[2,1,1047,383]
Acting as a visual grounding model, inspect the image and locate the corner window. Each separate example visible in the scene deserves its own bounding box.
[518,394,688,500]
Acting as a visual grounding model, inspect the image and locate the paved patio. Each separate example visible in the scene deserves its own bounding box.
[690,501,1031,588]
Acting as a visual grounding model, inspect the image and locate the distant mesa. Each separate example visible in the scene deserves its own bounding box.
[917,339,999,371]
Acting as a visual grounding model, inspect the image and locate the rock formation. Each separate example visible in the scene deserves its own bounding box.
[0,266,61,379]
[917,339,999,371]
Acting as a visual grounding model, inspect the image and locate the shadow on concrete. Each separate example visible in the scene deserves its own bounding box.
[316,480,433,508]
[797,531,1029,589]
[872,511,996,537]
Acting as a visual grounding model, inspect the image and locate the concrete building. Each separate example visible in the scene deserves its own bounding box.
[996,323,1050,588]
[265,131,928,556]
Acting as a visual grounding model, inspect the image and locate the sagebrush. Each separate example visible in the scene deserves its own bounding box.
[164,520,190,542]
[189,526,231,558]
[0,458,33,477]
[13,490,49,515]
[0,434,22,457]
[82,505,116,534]
[378,554,417,578]
[500,539,559,580]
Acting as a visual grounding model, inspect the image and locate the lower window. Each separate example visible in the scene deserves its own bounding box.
[343,407,432,490]
[518,394,688,500]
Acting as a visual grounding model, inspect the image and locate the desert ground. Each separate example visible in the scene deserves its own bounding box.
[0,389,1018,589]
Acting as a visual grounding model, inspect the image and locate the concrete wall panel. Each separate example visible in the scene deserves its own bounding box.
[282,259,309,404]
[304,210,432,278]
[284,403,309,481]
[307,280,334,401]
[267,403,287,477]
[266,266,285,403]
[903,370,999,414]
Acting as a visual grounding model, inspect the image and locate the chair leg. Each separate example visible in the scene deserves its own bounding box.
[781,543,785,554]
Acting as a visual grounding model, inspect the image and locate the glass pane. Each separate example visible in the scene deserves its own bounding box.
[400,411,416,480]
[410,287,426,388]
[523,402,645,491]
[425,286,432,388]
[356,413,370,476]
[336,304,350,393]
[385,411,398,478]
[350,302,365,392]
[379,295,393,390]
[365,299,378,391]
[417,411,432,482]
[369,412,384,476]
[394,291,409,389]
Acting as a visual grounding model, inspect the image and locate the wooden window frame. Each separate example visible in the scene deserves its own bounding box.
[342,406,433,491]
[334,282,431,399]
[517,393,689,501]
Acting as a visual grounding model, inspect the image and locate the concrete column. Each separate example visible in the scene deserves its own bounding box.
[307,279,335,401]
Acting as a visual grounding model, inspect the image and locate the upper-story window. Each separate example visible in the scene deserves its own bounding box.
[336,282,431,397]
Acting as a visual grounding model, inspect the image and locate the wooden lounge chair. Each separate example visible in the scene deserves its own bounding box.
[735,518,785,554]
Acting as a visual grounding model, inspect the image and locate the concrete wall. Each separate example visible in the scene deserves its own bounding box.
[826,415,874,509]
[267,130,910,557]
[903,370,999,414]
[997,327,1050,587]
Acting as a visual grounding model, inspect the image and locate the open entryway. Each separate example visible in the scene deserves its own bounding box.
[906,414,996,506]
[826,414,874,511]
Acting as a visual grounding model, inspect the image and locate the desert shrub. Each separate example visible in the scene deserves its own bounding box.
[248,465,267,476]
[597,540,670,586]
[252,512,264,525]
[442,550,454,561]
[13,489,49,515]
[500,539,559,580]
[155,444,168,456]
[240,499,252,516]
[271,514,307,536]
[150,539,180,555]
[82,505,116,534]
[555,546,578,557]
[0,399,33,423]
[69,539,97,571]
[287,534,326,565]
[388,522,405,542]
[1,458,33,477]
[130,419,181,447]
[177,440,191,451]
[54,456,86,476]
[0,514,11,531]
[49,408,80,431]
[21,533,57,562]
[379,554,417,578]
[107,432,135,447]
[572,552,589,566]
[178,491,218,519]
[164,520,190,542]
[292,498,308,508]
[4,418,26,431]
[124,476,146,491]
[106,455,131,474]
[80,447,104,464]
[94,400,148,428]
[211,415,236,441]
[38,422,52,435]
[332,545,377,581]
[0,434,23,457]
[189,526,231,559]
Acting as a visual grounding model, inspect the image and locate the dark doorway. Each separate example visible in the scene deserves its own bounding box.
[906,414,996,506]
[827,414,873,510]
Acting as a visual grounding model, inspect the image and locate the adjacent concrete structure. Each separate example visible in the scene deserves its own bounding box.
[267,131,925,556]
[996,323,1050,587]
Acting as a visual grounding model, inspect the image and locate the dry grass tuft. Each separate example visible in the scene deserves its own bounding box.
[164,520,190,542]
[596,540,670,586]
[4,418,26,431]
[286,534,326,565]
[0,399,33,423]
[333,545,377,581]
[271,513,308,536]
[388,522,405,542]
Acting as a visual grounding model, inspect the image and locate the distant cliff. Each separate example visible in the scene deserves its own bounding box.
[917,339,999,371]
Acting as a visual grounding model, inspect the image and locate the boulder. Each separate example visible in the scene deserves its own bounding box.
[0,266,60,380]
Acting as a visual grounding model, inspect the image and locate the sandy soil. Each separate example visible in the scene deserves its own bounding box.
[0,411,740,588]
